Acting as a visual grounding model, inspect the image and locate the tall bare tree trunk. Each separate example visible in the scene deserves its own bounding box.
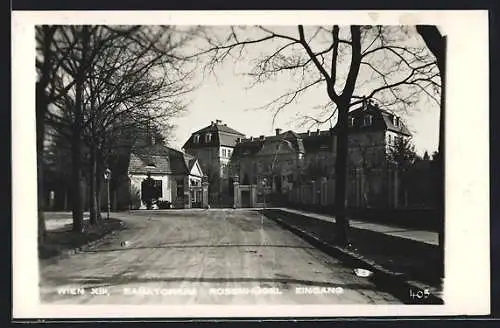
[416,26,445,279]
[72,82,84,232]
[438,38,446,279]
[89,142,99,225]
[36,83,47,245]
[333,105,350,246]
[96,152,103,222]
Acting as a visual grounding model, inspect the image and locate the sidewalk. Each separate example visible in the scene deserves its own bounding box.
[40,212,124,260]
[262,208,443,295]
[45,212,92,231]
[275,208,439,246]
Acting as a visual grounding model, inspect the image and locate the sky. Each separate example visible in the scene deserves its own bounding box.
[165,26,441,156]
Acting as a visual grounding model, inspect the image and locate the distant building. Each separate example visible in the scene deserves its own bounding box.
[182,119,245,205]
[124,140,206,209]
[230,100,412,208]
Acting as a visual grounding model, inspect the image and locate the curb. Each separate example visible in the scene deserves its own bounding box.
[270,215,444,305]
[41,220,126,261]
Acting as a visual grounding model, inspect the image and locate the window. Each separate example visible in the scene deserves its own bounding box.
[153,180,163,198]
[205,133,212,143]
[363,115,373,126]
[193,134,200,143]
[393,115,400,127]
[222,149,226,157]
[176,179,184,197]
[348,117,355,127]
[227,149,232,158]
[387,134,392,145]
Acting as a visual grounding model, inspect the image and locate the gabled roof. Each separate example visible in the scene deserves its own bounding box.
[128,143,195,176]
[340,102,412,136]
[183,121,245,149]
[231,130,306,159]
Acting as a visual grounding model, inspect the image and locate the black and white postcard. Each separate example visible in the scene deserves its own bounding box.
[12,10,490,318]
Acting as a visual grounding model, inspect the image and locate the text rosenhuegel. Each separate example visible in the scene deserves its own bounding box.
[209,287,282,295]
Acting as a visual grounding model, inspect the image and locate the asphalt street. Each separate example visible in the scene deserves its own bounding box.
[39,209,401,304]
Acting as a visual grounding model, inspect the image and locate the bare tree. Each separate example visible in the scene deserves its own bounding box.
[38,25,197,230]
[193,25,439,246]
[36,25,80,243]
[416,26,445,278]
[79,26,193,224]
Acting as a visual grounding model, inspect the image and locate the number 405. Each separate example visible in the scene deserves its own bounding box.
[409,288,430,299]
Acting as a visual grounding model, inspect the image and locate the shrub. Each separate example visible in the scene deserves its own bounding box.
[157,200,171,209]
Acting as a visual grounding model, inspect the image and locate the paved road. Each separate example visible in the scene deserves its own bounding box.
[39,209,400,304]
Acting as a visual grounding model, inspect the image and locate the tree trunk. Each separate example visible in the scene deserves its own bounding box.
[89,142,99,225]
[71,77,84,232]
[438,37,446,279]
[96,148,104,221]
[333,106,350,246]
[36,83,47,245]
[64,188,68,211]
[416,26,446,278]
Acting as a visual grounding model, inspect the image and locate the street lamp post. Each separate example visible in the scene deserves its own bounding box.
[104,168,112,220]
[262,177,267,209]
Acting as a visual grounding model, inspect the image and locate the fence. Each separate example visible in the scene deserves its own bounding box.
[286,166,439,211]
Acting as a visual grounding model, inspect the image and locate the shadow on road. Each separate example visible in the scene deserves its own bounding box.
[80,244,316,253]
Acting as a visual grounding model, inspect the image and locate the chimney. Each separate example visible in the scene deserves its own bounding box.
[216,119,222,125]
[236,137,241,143]
[316,128,320,135]
[250,136,254,141]
[259,135,265,140]
[211,121,214,126]
[307,130,311,136]
[275,128,282,136]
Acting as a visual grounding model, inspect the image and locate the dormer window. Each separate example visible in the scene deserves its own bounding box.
[348,117,355,127]
[193,134,200,143]
[392,115,400,127]
[205,133,212,143]
[363,115,373,126]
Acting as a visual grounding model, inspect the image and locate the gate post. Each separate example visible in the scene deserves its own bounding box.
[233,175,241,208]
[202,176,209,209]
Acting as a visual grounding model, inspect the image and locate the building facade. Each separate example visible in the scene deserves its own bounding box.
[182,119,245,206]
[126,142,207,209]
[230,101,412,208]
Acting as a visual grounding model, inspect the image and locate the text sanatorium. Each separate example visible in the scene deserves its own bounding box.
[123,287,197,296]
